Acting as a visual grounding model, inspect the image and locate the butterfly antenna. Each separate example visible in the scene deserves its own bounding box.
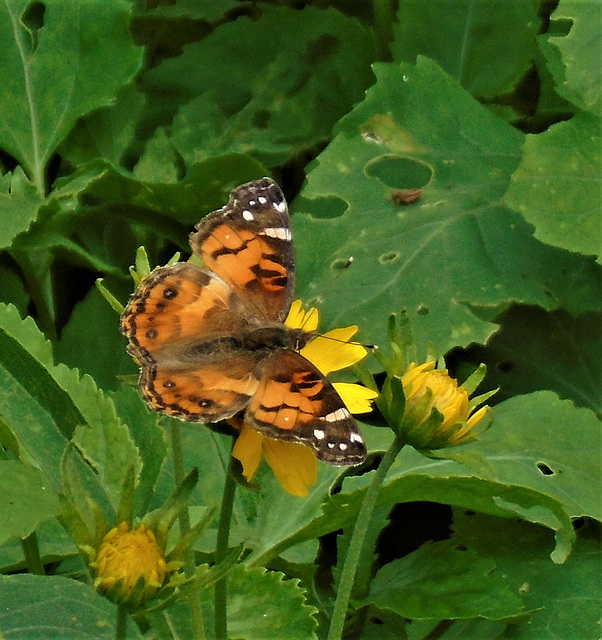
[298,257,375,350]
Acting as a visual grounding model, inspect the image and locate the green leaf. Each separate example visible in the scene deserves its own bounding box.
[58,84,146,169]
[504,112,601,262]
[0,460,60,546]
[239,458,342,566]
[109,387,167,516]
[459,391,602,521]
[221,565,318,640]
[294,58,599,356]
[144,5,375,168]
[544,0,601,114]
[0,574,143,639]
[55,286,130,391]
[0,303,140,508]
[143,0,238,22]
[364,539,525,620]
[464,307,601,416]
[391,0,542,99]
[0,167,43,249]
[452,512,602,639]
[0,0,143,191]
[147,565,318,639]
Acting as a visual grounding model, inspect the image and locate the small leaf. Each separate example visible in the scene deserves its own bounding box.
[364,539,525,620]
[0,460,60,546]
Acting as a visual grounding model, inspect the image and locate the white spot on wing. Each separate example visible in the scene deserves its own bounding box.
[248,200,256,206]
[313,429,325,440]
[322,408,350,422]
[242,210,254,221]
[274,200,286,213]
[350,432,363,444]
[258,196,267,204]
[339,443,348,450]
[260,227,291,241]
[328,442,335,449]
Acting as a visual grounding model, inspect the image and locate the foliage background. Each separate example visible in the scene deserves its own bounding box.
[0,0,600,638]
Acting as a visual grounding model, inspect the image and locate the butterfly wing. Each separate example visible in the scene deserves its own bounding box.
[190,178,295,322]
[121,262,262,421]
[245,349,367,465]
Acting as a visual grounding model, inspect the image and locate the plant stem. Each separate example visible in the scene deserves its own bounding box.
[171,420,205,640]
[327,436,404,640]
[21,532,44,575]
[372,0,394,61]
[214,451,237,640]
[116,604,128,640]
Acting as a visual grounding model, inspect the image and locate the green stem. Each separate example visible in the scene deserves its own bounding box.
[116,604,128,640]
[327,436,404,640]
[21,532,44,575]
[372,0,394,61]
[214,451,237,640]
[171,421,206,640]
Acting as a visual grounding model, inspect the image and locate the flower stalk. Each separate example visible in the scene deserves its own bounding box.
[327,433,405,640]
[214,449,237,640]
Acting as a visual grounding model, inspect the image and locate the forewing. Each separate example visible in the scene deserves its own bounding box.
[245,350,367,465]
[190,178,295,322]
[120,262,260,421]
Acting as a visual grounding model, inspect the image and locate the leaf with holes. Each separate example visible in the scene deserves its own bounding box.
[293,58,601,356]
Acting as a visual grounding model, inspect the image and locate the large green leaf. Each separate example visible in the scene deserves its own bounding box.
[0,574,143,639]
[143,5,375,168]
[391,0,541,99]
[451,512,602,639]
[294,58,600,356]
[462,306,601,416]
[0,0,143,190]
[504,112,601,262]
[457,392,602,521]
[364,539,525,621]
[0,303,140,508]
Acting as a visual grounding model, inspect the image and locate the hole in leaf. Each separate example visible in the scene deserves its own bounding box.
[536,462,554,476]
[299,195,347,219]
[379,251,399,265]
[251,108,270,129]
[330,258,349,271]
[365,155,432,189]
[417,304,429,316]
[307,34,339,63]
[21,1,46,51]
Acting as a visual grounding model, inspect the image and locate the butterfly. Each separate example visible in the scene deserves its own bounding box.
[120,178,366,465]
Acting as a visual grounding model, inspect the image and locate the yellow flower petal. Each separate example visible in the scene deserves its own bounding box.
[467,405,489,428]
[333,383,378,414]
[301,326,366,375]
[262,438,317,497]
[232,424,264,481]
[285,300,318,332]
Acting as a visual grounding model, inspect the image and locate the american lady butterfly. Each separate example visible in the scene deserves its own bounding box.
[121,178,366,465]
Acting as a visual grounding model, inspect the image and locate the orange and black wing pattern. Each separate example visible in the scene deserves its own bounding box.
[120,262,261,421]
[190,178,295,322]
[245,350,367,465]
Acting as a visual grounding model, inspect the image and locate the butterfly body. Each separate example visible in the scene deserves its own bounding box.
[121,178,366,465]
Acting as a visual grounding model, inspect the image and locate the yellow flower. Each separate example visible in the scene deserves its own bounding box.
[232,301,376,497]
[400,361,491,449]
[93,523,169,606]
